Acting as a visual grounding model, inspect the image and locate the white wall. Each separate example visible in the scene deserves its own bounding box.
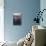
[0,0,4,7]
[0,0,4,42]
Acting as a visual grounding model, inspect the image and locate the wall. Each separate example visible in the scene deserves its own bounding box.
[4,0,40,42]
[40,0,46,26]
[40,0,46,45]
[0,0,4,42]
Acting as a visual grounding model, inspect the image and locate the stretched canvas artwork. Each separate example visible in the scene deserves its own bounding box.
[13,15,21,25]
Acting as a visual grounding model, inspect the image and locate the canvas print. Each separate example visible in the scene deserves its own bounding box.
[13,15,21,25]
